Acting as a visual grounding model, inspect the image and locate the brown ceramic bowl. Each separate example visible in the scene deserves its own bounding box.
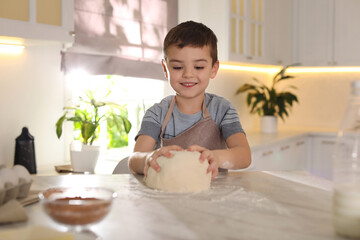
[39,187,117,226]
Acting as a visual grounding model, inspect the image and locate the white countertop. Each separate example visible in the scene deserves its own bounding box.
[0,171,343,240]
[246,128,337,150]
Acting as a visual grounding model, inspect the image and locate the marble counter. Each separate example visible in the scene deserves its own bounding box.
[0,171,344,240]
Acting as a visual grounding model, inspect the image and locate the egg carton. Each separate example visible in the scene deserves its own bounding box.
[0,165,32,206]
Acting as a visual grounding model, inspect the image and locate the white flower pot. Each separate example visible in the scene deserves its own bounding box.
[70,144,100,173]
[260,116,278,133]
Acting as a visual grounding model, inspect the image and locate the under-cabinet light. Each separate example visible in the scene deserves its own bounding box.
[220,63,280,74]
[220,63,360,74]
[287,66,360,73]
[0,43,24,54]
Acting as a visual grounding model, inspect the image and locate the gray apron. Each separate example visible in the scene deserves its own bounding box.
[160,96,227,150]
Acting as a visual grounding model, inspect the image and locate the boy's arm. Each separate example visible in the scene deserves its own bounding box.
[128,135,156,174]
[214,132,251,169]
[188,132,251,174]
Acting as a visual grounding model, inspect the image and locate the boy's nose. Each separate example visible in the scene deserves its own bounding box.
[183,67,194,78]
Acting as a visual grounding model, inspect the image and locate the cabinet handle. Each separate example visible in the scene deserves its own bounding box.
[262,150,273,156]
[246,56,253,60]
[321,140,335,145]
[296,141,305,146]
[280,145,290,151]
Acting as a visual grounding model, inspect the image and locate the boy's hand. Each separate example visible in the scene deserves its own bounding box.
[144,145,183,176]
[187,145,219,180]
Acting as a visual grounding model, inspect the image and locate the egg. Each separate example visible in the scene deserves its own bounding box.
[0,168,19,187]
[12,165,31,183]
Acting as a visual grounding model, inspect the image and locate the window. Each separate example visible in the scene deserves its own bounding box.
[65,72,167,159]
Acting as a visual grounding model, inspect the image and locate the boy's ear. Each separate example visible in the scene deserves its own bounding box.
[161,59,169,79]
[210,61,220,79]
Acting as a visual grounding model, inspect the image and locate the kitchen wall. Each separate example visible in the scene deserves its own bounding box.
[0,44,65,168]
[210,68,360,132]
[277,71,360,130]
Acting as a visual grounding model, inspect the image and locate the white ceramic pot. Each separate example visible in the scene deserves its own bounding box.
[260,116,278,133]
[70,144,100,173]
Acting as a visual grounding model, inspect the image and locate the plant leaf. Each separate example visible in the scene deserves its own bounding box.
[81,122,98,144]
[55,112,67,139]
[276,75,295,83]
[121,116,132,133]
[235,84,257,95]
[112,114,132,134]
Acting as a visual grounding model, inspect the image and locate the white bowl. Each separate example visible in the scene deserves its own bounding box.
[39,187,117,226]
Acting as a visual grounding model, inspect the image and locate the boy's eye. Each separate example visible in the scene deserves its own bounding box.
[195,66,205,70]
[172,66,182,70]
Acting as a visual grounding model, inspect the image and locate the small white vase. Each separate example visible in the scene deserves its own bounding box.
[260,116,278,133]
[70,144,100,173]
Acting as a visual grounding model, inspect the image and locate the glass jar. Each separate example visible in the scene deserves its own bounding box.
[333,80,360,238]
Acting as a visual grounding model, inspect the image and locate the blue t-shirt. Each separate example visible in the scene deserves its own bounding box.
[136,93,245,148]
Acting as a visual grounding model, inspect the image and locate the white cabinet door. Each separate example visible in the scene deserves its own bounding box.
[0,0,74,43]
[228,0,265,63]
[250,145,277,170]
[309,136,336,180]
[179,0,285,65]
[279,137,308,170]
[250,136,308,171]
[293,0,334,66]
[293,0,360,66]
[228,0,291,65]
[333,0,360,66]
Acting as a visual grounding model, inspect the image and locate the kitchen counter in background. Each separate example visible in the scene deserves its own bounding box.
[246,129,337,151]
[245,129,338,180]
[37,129,338,177]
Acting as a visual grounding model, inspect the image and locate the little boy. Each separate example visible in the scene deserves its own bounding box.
[128,21,251,179]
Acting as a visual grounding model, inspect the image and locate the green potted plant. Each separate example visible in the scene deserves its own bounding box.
[56,89,131,172]
[235,64,299,133]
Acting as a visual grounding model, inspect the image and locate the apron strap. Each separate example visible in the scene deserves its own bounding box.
[161,96,176,135]
[160,95,210,138]
[201,98,210,118]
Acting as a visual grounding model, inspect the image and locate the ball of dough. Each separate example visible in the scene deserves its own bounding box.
[145,151,211,193]
[12,165,31,183]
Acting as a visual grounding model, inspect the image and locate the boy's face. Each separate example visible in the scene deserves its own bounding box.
[162,45,219,101]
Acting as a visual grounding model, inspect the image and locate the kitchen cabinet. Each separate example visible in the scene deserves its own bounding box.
[250,135,308,171]
[228,0,265,63]
[292,0,333,66]
[308,135,336,180]
[248,132,338,180]
[293,0,360,66]
[0,0,74,43]
[178,0,292,65]
[333,0,360,66]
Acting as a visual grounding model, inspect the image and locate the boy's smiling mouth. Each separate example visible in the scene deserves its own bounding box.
[181,82,198,87]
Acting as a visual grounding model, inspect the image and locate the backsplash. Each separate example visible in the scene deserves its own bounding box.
[208,67,360,131]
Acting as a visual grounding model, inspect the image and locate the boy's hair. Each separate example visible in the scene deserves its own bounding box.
[163,21,218,65]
